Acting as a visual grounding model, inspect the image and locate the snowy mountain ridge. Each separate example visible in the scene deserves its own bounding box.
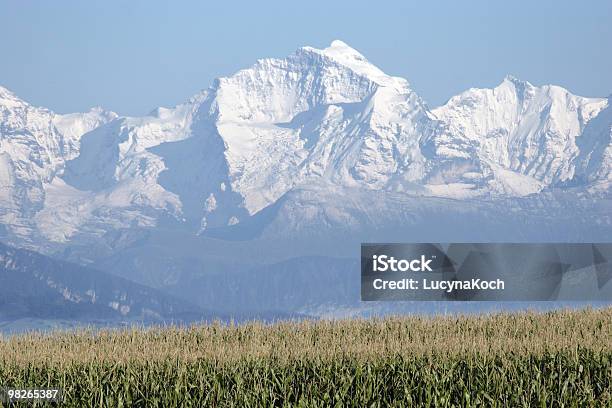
[428,76,609,195]
[0,41,610,250]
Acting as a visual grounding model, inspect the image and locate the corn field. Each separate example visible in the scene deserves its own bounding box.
[0,307,610,407]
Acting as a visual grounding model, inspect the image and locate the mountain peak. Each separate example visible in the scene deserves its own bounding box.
[502,74,533,88]
[329,39,351,47]
[0,85,25,108]
[325,40,365,58]
[301,40,364,58]
[300,40,393,85]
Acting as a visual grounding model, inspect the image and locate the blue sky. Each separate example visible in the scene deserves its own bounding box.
[1,0,611,115]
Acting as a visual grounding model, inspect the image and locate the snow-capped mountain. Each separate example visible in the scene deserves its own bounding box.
[0,41,610,318]
[427,76,610,196]
[1,40,609,251]
[0,86,116,243]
